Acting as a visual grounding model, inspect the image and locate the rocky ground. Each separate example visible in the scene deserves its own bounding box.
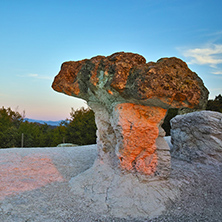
[0,144,221,222]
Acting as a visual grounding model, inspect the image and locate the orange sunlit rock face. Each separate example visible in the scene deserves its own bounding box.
[113,103,167,175]
[52,61,83,96]
[0,153,64,200]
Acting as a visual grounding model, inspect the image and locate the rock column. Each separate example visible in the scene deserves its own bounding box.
[112,103,169,176]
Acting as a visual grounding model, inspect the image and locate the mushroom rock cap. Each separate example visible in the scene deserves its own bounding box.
[52,52,209,111]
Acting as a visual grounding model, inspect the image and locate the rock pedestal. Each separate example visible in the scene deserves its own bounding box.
[113,104,167,175]
[92,102,170,178]
[52,52,209,218]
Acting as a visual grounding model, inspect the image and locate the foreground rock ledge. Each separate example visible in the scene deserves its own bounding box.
[52,52,208,218]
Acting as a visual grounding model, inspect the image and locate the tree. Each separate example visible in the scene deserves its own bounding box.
[18,121,41,147]
[0,107,23,148]
[215,94,222,103]
[65,108,97,145]
[206,94,222,113]
[48,122,67,147]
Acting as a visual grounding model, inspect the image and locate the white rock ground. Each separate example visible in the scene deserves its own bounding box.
[0,141,222,222]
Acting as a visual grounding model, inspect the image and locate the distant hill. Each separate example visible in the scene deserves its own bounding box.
[25,118,63,126]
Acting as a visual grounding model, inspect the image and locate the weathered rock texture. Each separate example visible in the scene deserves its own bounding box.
[52,52,208,178]
[171,111,222,164]
[69,160,181,219]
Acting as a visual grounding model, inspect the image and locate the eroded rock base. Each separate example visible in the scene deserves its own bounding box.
[69,159,180,219]
[91,102,171,179]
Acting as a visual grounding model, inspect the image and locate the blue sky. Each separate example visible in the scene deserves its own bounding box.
[0,0,222,120]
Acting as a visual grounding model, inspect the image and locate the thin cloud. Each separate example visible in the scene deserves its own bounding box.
[17,74,51,80]
[183,44,222,68]
[208,30,222,36]
[28,74,38,77]
[29,74,51,80]
[212,71,222,75]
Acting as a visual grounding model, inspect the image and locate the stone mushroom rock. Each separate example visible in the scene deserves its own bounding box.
[52,52,209,219]
[52,52,208,178]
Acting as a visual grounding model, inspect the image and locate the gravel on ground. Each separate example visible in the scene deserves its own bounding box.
[0,145,221,222]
